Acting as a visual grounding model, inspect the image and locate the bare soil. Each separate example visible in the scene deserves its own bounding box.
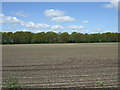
[2,43,118,88]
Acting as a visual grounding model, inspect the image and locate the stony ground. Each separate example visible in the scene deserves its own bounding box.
[2,43,118,88]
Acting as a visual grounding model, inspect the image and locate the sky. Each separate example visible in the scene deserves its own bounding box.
[1,1,118,33]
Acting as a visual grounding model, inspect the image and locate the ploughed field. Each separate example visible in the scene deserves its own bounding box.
[2,43,118,88]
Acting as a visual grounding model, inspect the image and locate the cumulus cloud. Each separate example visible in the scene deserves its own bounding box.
[1,14,65,33]
[22,21,51,29]
[0,13,21,23]
[7,17,21,23]
[0,13,4,17]
[2,14,86,33]
[51,16,75,23]
[35,23,50,29]
[11,11,29,18]
[32,30,42,33]
[71,29,78,32]
[52,30,59,33]
[44,9,75,23]
[88,28,103,33]
[103,0,119,9]
[71,29,89,33]
[44,9,64,17]
[23,22,35,28]
[0,14,4,23]
[2,15,21,23]
[68,25,85,30]
[82,20,89,24]
[94,28,103,32]
[1,14,51,29]
[23,29,30,32]
[51,25,64,30]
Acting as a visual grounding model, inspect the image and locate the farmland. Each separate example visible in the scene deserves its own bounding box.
[2,43,118,88]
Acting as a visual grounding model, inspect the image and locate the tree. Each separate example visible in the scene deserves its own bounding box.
[14,31,32,44]
[32,32,46,43]
[2,32,14,44]
[59,32,70,43]
[1,31,119,44]
[45,32,58,43]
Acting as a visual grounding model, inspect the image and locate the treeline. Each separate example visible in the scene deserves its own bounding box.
[1,31,119,44]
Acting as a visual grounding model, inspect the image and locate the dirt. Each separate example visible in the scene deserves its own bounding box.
[2,43,118,88]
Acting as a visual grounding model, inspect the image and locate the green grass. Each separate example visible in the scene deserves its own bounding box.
[4,76,21,89]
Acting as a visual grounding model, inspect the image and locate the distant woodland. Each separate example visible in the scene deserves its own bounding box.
[1,31,119,44]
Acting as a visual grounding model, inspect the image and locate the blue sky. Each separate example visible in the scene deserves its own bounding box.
[1,2,118,33]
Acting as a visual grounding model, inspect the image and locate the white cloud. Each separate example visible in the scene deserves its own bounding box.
[103,30,112,33]
[71,29,78,32]
[22,21,51,29]
[35,23,51,29]
[22,21,35,28]
[44,9,64,17]
[0,13,22,23]
[70,29,89,33]
[32,30,42,33]
[1,14,51,30]
[94,28,103,32]
[2,16,21,23]
[51,16,75,23]
[82,20,89,24]
[68,25,85,30]
[88,28,103,33]
[8,17,21,23]
[2,14,80,33]
[0,13,4,23]
[51,30,58,33]
[44,9,75,23]
[51,25,64,30]
[0,14,4,17]
[23,29,30,32]
[103,0,119,9]
[0,20,2,23]
[11,11,29,18]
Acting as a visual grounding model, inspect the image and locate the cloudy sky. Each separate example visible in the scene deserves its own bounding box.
[1,1,118,33]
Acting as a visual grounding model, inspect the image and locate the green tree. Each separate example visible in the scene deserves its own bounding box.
[45,32,58,43]
[32,32,46,43]
[14,31,32,44]
[2,32,14,44]
[59,32,70,43]
[1,31,119,44]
